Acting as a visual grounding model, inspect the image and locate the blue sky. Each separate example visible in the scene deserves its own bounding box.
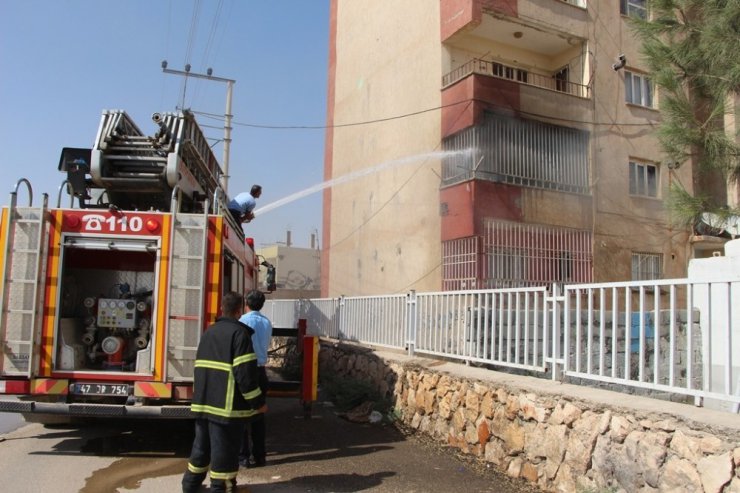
[0,0,328,248]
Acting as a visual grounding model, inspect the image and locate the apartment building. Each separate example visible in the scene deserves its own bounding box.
[321,0,732,297]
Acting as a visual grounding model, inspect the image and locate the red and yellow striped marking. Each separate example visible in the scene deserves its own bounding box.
[134,381,172,398]
[0,208,8,374]
[0,208,8,306]
[40,210,64,376]
[32,378,68,395]
[153,214,171,381]
[205,216,223,326]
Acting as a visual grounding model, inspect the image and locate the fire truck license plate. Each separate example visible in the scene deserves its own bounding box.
[71,383,129,396]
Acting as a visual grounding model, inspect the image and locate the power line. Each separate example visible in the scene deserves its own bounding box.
[185,0,202,66]
[192,97,658,130]
[192,0,225,107]
[192,100,470,129]
[180,0,203,109]
[200,0,224,68]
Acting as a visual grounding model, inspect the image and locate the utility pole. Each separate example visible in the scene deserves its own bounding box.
[161,61,235,193]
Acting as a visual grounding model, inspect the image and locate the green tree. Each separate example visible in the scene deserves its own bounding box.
[629,0,740,232]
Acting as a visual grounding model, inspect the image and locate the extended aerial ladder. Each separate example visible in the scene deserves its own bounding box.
[62,109,228,216]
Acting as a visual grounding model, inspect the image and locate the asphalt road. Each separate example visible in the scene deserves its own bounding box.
[0,397,24,433]
[0,398,540,492]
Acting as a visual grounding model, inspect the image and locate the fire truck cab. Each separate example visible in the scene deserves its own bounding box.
[0,110,266,418]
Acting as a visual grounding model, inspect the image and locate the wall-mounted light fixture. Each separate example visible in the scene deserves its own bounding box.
[612,54,626,71]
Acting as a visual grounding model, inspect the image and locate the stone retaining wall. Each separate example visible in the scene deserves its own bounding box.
[318,341,740,492]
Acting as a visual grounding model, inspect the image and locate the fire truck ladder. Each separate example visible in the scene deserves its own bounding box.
[164,187,210,382]
[0,179,48,377]
[91,110,223,212]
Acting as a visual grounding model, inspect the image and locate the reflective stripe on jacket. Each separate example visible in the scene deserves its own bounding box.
[191,317,265,423]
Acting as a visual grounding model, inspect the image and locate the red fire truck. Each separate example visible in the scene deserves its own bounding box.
[0,109,317,419]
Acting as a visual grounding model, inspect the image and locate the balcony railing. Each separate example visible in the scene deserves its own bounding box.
[442,111,591,193]
[442,220,593,290]
[442,58,591,99]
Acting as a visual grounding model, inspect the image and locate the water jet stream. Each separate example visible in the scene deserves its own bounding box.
[253,149,473,216]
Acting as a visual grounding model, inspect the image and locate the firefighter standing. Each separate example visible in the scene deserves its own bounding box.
[182,292,266,493]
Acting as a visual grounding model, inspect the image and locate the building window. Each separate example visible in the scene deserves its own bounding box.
[620,0,647,19]
[558,252,573,282]
[629,160,659,197]
[484,220,592,288]
[492,63,506,78]
[555,66,569,93]
[493,62,528,83]
[487,248,527,288]
[442,237,480,291]
[625,71,653,107]
[442,112,590,193]
[631,252,662,281]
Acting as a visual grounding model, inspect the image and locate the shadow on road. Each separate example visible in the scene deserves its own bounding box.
[26,397,405,462]
[235,471,396,492]
[12,397,539,492]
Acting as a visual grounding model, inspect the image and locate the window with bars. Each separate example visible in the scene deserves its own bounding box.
[441,221,593,290]
[625,71,654,107]
[631,252,662,281]
[487,248,527,288]
[442,112,590,193]
[558,251,573,282]
[483,221,592,288]
[442,237,479,291]
[620,0,647,19]
[629,160,659,198]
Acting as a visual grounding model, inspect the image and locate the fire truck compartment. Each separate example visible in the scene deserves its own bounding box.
[56,236,159,374]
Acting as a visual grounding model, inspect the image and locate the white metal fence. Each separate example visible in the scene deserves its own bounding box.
[412,287,550,371]
[264,277,739,411]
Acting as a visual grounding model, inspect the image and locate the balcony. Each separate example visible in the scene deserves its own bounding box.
[441,0,589,43]
[442,58,590,98]
[442,111,590,194]
[441,1,591,99]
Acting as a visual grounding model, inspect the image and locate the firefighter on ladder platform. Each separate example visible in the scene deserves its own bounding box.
[227,184,262,224]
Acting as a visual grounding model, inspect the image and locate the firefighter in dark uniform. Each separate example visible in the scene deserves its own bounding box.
[182,291,266,493]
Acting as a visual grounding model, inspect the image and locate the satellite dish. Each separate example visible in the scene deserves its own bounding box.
[725,215,740,238]
[698,212,726,236]
[698,212,740,238]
